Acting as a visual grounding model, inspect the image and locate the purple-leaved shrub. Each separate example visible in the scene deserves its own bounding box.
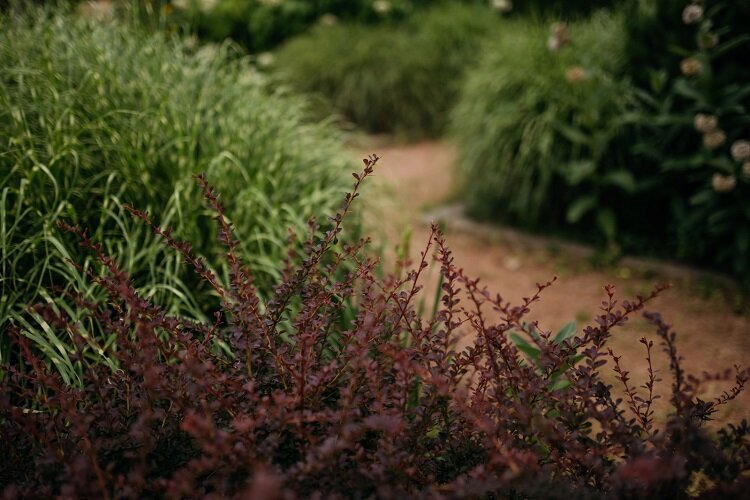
[1,156,748,498]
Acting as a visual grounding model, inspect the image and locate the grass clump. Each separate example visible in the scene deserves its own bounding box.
[273,2,499,139]
[452,11,632,227]
[451,11,652,246]
[0,6,351,373]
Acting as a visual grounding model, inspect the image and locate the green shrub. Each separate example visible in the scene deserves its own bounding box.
[452,12,640,244]
[0,7,351,373]
[171,0,433,53]
[274,3,499,138]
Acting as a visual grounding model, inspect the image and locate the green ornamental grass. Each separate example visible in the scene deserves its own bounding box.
[0,7,351,380]
[451,11,634,239]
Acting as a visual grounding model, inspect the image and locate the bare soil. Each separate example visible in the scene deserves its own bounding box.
[350,138,750,428]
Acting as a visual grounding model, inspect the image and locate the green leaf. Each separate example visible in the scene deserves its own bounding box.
[553,321,576,344]
[555,122,590,145]
[737,229,750,254]
[510,332,540,360]
[602,170,637,193]
[596,209,617,241]
[672,79,707,106]
[648,69,668,94]
[566,195,597,223]
[690,189,714,206]
[652,114,691,127]
[426,424,441,439]
[563,160,597,185]
[712,34,750,58]
[547,378,572,391]
[707,156,735,173]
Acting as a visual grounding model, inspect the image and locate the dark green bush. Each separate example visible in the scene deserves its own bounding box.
[0,6,351,377]
[624,0,750,88]
[274,2,499,138]
[623,0,750,284]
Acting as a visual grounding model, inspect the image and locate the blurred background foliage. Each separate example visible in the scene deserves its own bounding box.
[274,2,499,138]
[169,0,624,53]
[451,11,640,244]
[3,0,749,284]
[1,0,749,381]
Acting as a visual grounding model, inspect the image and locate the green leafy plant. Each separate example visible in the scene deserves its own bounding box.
[510,320,582,391]
[454,2,750,286]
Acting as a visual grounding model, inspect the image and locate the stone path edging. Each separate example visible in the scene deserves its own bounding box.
[423,203,739,291]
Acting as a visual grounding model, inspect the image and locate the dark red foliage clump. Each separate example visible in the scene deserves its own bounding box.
[1,155,749,498]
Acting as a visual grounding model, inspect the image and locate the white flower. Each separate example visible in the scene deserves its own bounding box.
[682,4,703,25]
[703,130,726,150]
[319,13,338,27]
[680,57,701,76]
[712,173,737,193]
[256,52,275,68]
[730,140,750,162]
[565,66,587,83]
[373,1,391,15]
[547,22,570,52]
[694,114,718,133]
[490,0,513,13]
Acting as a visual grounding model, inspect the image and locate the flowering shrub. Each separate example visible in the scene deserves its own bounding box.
[625,0,750,285]
[456,2,750,286]
[2,157,749,498]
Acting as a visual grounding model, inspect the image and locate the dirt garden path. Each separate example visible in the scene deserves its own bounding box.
[350,138,750,427]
